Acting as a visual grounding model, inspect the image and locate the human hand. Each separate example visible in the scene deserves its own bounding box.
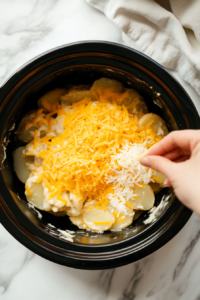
[140,130,200,216]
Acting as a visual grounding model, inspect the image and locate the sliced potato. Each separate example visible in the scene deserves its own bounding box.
[110,214,133,231]
[149,182,161,193]
[152,171,166,187]
[61,85,96,105]
[124,89,140,104]
[92,78,125,94]
[70,215,87,229]
[92,78,125,102]
[110,209,134,231]
[106,203,134,231]
[26,182,44,210]
[129,185,155,210]
[139,113,168,136]
[38,88,67,111]
[83,201,115,232]
[17,111,38,143]
[13,147,34,183]
[134,101,148,117]
[16,111,47,143]
[120,89,148,117]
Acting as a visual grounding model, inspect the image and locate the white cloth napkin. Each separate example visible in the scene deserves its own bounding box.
[86,0,200,96]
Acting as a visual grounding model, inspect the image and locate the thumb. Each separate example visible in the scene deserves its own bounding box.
[140,155,178,179]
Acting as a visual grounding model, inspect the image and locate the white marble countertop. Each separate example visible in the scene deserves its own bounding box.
[1,1,200,299]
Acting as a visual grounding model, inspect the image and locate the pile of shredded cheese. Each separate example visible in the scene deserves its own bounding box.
[25,96,162,213]
[106,141,153,214]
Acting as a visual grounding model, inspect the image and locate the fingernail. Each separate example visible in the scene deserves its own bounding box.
[164,179,171,187]
[140,157,151,167]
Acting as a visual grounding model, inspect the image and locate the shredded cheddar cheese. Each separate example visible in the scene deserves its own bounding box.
[20,81,168,232]
[151,175,163,183]
[25,97,162,212]
[26,184,32,195]
[93,221,111,225]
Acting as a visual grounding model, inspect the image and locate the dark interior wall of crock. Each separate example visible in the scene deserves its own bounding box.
[0,61,181,245]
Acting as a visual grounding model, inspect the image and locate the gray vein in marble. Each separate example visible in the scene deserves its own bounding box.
[119,263,142,300]
[146,271,189,300]
[146,273,166,298]
[173,227,200,280]
[98,269,115,299]
[0,251,34,295]
[4,0,58,36]
[0,225,34,295]
[0,0,58,84]
[145,218,200,300]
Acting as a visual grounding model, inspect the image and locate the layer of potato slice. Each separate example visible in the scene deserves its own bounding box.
[61,85,96,105]
[110,210,134,231]
[92,78,125,97]
[17,110,48,143]
[83,201,115,232]
[38,88,67,111]
[152,171,166,187]
[120,89,148,117]
[139,113,168,136]
[129,185,155,210]
[69,215,87,229]
[26,182,44,210]
[13,147,34,183]
[106,203,134,231]
[17,111,38,143]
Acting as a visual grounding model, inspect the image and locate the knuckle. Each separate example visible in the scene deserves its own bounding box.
[178,147,183,157]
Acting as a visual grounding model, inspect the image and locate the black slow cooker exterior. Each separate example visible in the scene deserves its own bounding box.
[0,41,199,269]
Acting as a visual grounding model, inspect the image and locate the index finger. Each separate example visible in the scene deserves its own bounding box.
[146,130,200,157]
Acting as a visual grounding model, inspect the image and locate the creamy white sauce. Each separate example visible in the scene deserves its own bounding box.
[46,223,75,242]
[57,229,75,242]
[27,203,43,219]
[143,195,170,225]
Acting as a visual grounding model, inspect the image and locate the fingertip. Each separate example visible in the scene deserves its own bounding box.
[140,155,177,179]
[140,157,151,167]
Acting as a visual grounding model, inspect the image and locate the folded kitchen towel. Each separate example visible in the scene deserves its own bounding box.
[86,0,200,96]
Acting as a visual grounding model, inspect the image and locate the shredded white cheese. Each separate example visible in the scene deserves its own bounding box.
[106,141,153,214]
